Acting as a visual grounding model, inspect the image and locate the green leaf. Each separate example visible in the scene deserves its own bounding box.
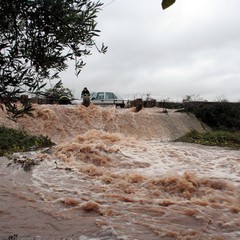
[162,0,176,10]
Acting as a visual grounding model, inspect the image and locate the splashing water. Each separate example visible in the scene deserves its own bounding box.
[0,104,239,240]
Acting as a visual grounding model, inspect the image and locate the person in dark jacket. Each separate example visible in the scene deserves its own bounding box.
[81,87,90,98]
[81,87,90,107]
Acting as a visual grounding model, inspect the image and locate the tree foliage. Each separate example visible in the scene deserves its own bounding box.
[0,0,106,120]
[184,102,240,131]
[44,80,73,100]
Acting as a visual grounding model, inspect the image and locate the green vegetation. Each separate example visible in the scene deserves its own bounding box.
[44,80,73,100]
[0,126,54,156]
[177,102,240,149]
[176,130,240,149]
[43,80,73,104]
[183,102,240,131]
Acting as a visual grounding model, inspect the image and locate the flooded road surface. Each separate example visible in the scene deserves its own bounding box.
[0,156,102,239]
[0,104,239,239]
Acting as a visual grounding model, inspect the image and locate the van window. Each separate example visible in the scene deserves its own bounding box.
[105,92,117,99]
[96,92,104,99]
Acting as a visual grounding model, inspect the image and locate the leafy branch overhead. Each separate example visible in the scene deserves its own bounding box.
[0,0,174,120]
[162,0,176,9]
[0,0,106,120]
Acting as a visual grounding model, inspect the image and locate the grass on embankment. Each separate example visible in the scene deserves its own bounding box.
[176,102,240,149]
[175,130,240,149]
[0,126,55,156]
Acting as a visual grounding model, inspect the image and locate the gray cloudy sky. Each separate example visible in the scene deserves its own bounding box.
[60,0,240,101]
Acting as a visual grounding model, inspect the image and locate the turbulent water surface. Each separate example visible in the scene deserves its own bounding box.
[0,104,239,240]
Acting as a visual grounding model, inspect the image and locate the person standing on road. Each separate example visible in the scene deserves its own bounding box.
[81,87,90,98]
[81,87,90,107]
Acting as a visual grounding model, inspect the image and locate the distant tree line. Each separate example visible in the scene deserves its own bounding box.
[183,102,240,131]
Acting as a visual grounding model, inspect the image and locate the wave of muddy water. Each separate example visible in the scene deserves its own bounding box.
[0,104,239,240]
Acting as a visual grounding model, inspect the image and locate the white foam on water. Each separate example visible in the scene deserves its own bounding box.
[0,105,239,239]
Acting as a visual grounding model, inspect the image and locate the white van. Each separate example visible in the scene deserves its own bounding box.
[90,92,125,108]
[71,91,125,108]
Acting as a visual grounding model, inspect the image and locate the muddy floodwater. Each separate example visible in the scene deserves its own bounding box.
[0,104,239,240]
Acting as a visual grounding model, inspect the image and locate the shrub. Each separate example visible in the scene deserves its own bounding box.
[184,102,240,131]
[176,130,240,149]
[0,126,54,156]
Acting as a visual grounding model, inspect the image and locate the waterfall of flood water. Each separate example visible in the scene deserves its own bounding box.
[0,104,239,240]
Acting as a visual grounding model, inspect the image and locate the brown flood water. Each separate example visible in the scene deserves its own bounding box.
[0,104,239,240]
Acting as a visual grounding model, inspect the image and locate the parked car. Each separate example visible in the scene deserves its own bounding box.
[90,92,125,108]
[71,91,125,108]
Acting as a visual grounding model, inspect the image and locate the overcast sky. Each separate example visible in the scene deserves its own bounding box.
[60,0,240,102]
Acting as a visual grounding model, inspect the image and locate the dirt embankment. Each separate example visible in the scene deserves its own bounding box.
[0,104,204,143]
